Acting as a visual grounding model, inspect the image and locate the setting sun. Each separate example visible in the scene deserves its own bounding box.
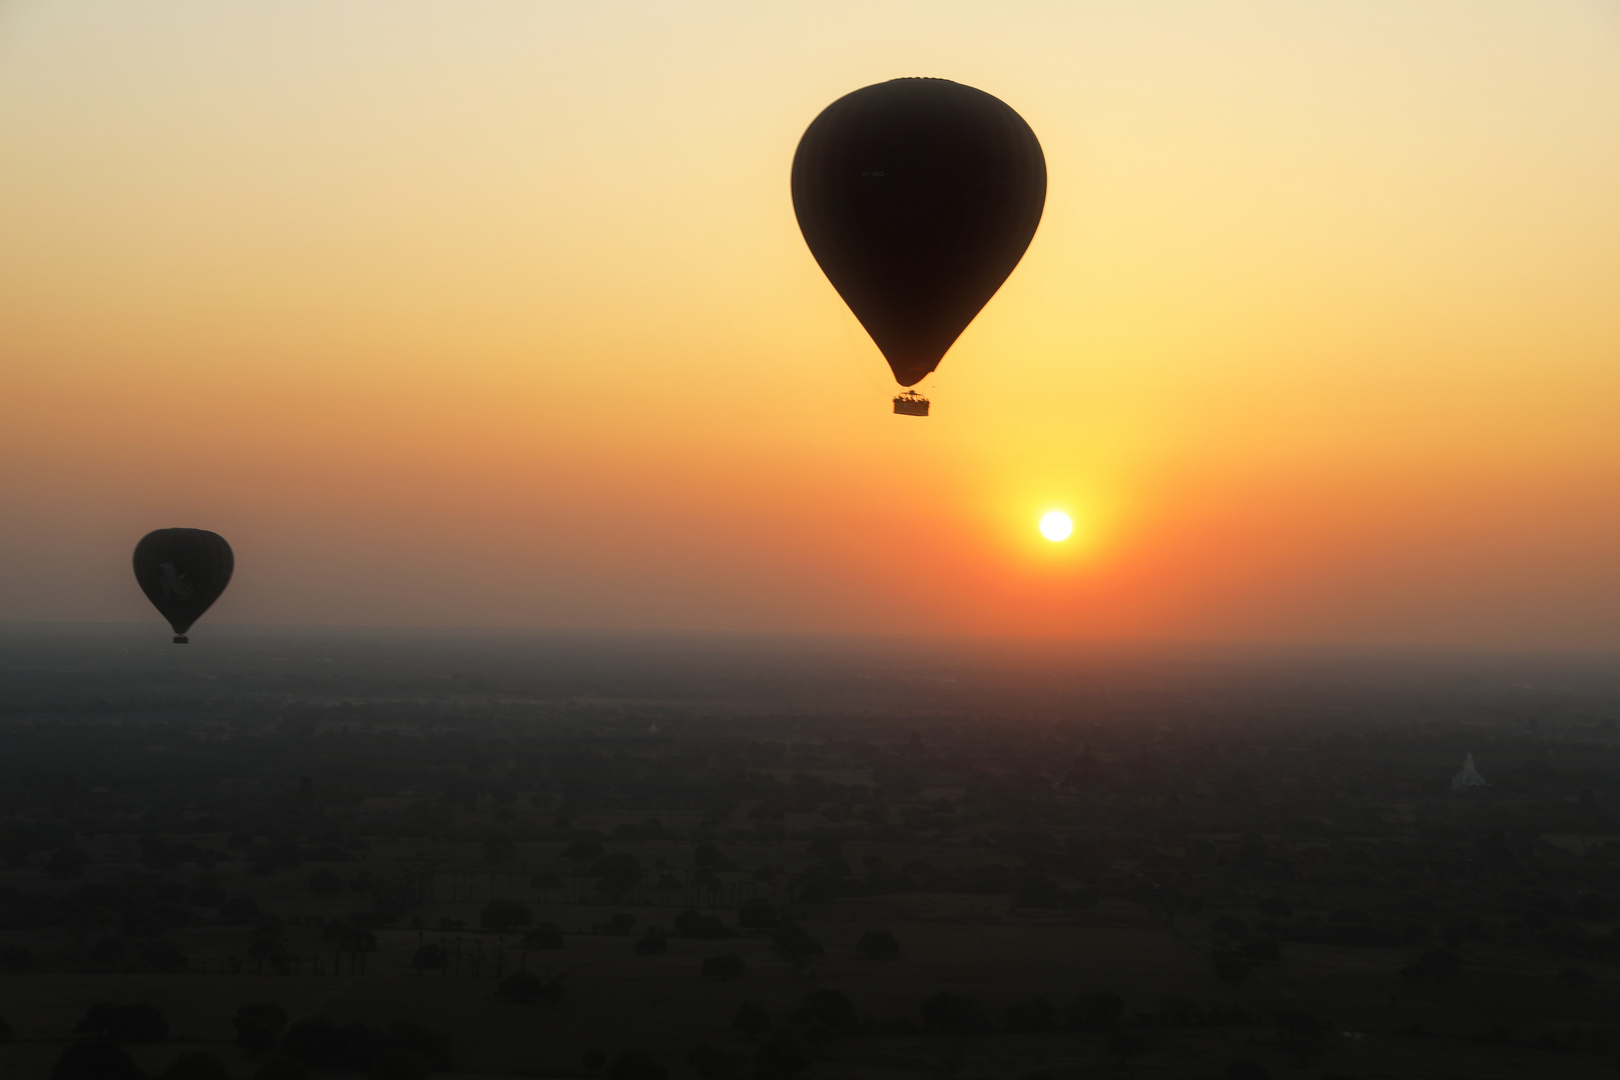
[1039,512,1073,542]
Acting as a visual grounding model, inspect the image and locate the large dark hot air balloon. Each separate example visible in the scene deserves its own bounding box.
[792,78,1046,415]
[133,529,234,644]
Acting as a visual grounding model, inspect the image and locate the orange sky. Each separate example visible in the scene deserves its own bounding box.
[2,1,1618,646]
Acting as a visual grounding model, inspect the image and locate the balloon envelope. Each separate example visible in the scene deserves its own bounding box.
[132,529,234,642]
[792,78,1046,387]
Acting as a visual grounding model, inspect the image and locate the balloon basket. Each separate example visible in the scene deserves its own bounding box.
[893,391,929,417]
[172,635,189,645]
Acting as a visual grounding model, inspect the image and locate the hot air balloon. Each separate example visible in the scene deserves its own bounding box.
[791,78,1046,416]
[133,529,234,643]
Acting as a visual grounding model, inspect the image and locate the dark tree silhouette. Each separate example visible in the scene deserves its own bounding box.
[74,1002,169,1044]
[252,1057,311,1080]
[233,1002,288,1053]
[795,989,858,1033]
[921,992,987,1034]
[563,838,605,862]
[738,898,777,929]
[674,910,735,940]
[753,1033,813,1077]
[609,1049,667,1080]
[687,1044,736,1080]
[51,1040,145,1080]
[1064,991,1124,1030]
[1275,1010,1328,1067]
[367,1048,430,1080]
[1106,1029,1149,1065]
[1400,948,1462,981]
[412,943,448,972]
[594,853,645,899]
[157,1050,231,1080]
[633,929,668,955]
[479,900,532,932]
[732,1001,770,1040]
[772,923,824,968]
[599,913,637,936]
[855,929,899,959]
[701,954,746,980]
[523,923,565,949]
[308,869,343,895]
[1000,998,1057,1032]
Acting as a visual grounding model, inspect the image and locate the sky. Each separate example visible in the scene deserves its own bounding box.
[2,0,1618,646]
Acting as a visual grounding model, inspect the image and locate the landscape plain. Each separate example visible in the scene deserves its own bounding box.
[2,626,1619,1078]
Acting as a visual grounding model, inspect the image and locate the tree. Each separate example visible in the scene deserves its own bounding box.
[581,1048,607,1073]
[1275,1010,1328,1067]
[74,1002,169,1044]
[674,910,734,940]
[412,944,448,972]
[609,1049,667,1080]
[1214,955,1252,986]
[599,913,637,936]
[1239,935,1280,962]
[479,900,533,932]
[738,898,777,930]
[523,924,565,949]
[754,1033,813,1076]
[1015,875,1062,907]
[252,1057,311,1080]
[732,1001,770,1040]
[530,871,563,889]
[1105,1030,1149,1066]
[51,1040,145,1080]
[158,1050,231,1080]
[233,1003,289,1054]
[1064,991,1124,1030]
[633,929,667,955]
[1000,998,1057,1032]
[0,1012,11,1044]
[772,924,824,968]
[1400,948,1462,981]
[140,940,190,973]
[308,869,343,895]
[701,954,746,980]
[0,945,32,972]
[562,838,604,862]
[593,853,645,899]
[855,930,899,960]
[921,992,987,1034]
[687,1045,736,1080]
[1225,1062,1271,1080]
[367,1048,430,1080]
[498,972,547,1001]
[45,846,86,879]
[795,989,858,1033]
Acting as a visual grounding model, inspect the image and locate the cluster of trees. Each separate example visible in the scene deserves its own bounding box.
[21,1000,446,1080]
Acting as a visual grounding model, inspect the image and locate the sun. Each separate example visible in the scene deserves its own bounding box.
[1039,511,1073,542]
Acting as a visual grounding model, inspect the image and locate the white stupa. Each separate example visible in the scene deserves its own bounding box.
[1452,752,1486,793]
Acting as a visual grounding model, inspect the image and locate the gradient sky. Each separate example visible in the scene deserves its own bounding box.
[2,1,1618,645]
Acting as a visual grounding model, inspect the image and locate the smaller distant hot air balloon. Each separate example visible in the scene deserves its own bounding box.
[133,529,234,644]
